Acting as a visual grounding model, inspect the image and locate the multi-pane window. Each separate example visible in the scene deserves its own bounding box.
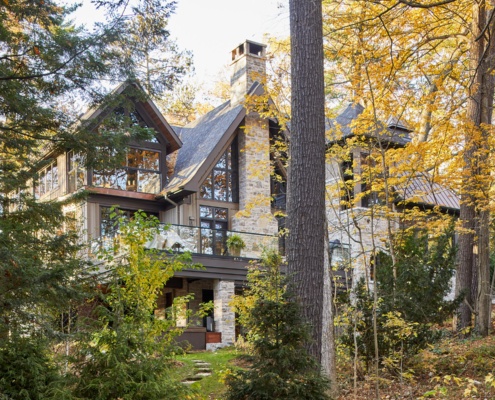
[100,206,158,238]
[330,244,351,292]
[199,205,228,255]
[67,151,86,193]
[114,107,159,143]
[200,138,238,202]
[92,148,161,193]
[35,162,58,198]
[360,152,383,208]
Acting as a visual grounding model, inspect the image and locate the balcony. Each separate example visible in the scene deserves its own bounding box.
[93,224,279,260]
[145,224,279,259]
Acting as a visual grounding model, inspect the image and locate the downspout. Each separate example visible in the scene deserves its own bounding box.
[163,195,180,225]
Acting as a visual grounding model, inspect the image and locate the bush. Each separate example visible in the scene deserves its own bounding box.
[0,336,64,400]
[70,210,194,400]
[226,250,330,399]
[341,226,461,371]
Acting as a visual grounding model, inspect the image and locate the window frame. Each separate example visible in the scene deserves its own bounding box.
[200,137,239,202]
[35,161,59,199]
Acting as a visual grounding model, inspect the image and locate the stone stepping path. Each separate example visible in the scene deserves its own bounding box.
[181,359,212,385]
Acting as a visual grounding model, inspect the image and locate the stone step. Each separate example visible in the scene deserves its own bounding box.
[195,372,212,377]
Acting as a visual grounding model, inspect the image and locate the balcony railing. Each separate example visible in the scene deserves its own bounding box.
[145,224,279,259]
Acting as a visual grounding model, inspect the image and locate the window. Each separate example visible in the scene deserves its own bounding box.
[270,166,286,210]
[67,151,86,193]
[199,205,228,255]
[92,148,161,193]
[360,152,384,208]
[200,137,239,202]
[100,206,158,238]
[330,242,351,292]
[115,107,159,143]
[35,161,58,198]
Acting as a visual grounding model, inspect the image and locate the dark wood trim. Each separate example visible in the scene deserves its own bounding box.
[87,187,157,201]
[87,192,169,214]
[175,254,253,282]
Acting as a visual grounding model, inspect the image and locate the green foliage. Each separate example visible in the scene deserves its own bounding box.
[226,234,246,251]
[226,250,330,400]
[71,210,194,399]
[0,0,191,396]
[0,335,65,400]
[230,250,285,346]
[341,226,460,371]
[110,0,193,100]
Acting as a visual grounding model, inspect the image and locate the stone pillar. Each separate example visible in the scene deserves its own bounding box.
[213,279,235,347]
[231,112,278,236]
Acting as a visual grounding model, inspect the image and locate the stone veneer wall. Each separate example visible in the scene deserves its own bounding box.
[231,115,278,236]
[213,279,235,347]
[230,53,266,107]
[187,279,214,328]
[325,155,397,288]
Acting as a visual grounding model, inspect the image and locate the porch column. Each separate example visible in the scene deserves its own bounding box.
[213,279,235,346]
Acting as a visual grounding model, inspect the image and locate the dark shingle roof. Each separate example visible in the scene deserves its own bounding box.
[326,103,411,147]
[163,100,245,195]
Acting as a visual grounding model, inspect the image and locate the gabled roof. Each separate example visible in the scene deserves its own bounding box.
[327,103,459,211]
[160,82,266,198]
[162,101,245,196]
[79,81,182,153]
[326,103,411,147]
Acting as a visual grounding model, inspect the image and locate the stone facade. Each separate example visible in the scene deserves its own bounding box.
[325,152,397,288]
[230,41,278,237]
[232,115,278,236]
[213,279,235,347]
[230,41,267,107]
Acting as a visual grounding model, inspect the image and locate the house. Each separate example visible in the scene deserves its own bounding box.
[33,40,281,350]
[31,38,459,349]
[324,103,460,290]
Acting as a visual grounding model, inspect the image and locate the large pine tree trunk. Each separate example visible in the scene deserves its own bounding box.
[288,0,326,360]
[457,0,495,335]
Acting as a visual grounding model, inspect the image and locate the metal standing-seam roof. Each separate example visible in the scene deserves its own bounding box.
[327,103,459,211]
[396,173,460,211]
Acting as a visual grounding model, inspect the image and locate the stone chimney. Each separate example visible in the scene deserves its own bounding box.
[230,40,267,106]
[230,40,277,239]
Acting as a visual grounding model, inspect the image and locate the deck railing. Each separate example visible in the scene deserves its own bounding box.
[146,224,279,259]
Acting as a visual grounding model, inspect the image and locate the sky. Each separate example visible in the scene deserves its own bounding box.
[168,0,289,82]
[74,0,290,85]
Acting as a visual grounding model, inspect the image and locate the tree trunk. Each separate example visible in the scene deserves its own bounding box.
[457,0,495,335]
[288,0,326,360]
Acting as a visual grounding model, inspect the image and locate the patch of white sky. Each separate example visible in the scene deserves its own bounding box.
[69,0,290,97]
[168,0,289,83]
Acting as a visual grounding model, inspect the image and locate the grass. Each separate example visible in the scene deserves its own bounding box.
[168,330,495,399]
[174,347,241,400]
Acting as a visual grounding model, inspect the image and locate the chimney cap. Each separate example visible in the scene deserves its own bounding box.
[231,40,267,62]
